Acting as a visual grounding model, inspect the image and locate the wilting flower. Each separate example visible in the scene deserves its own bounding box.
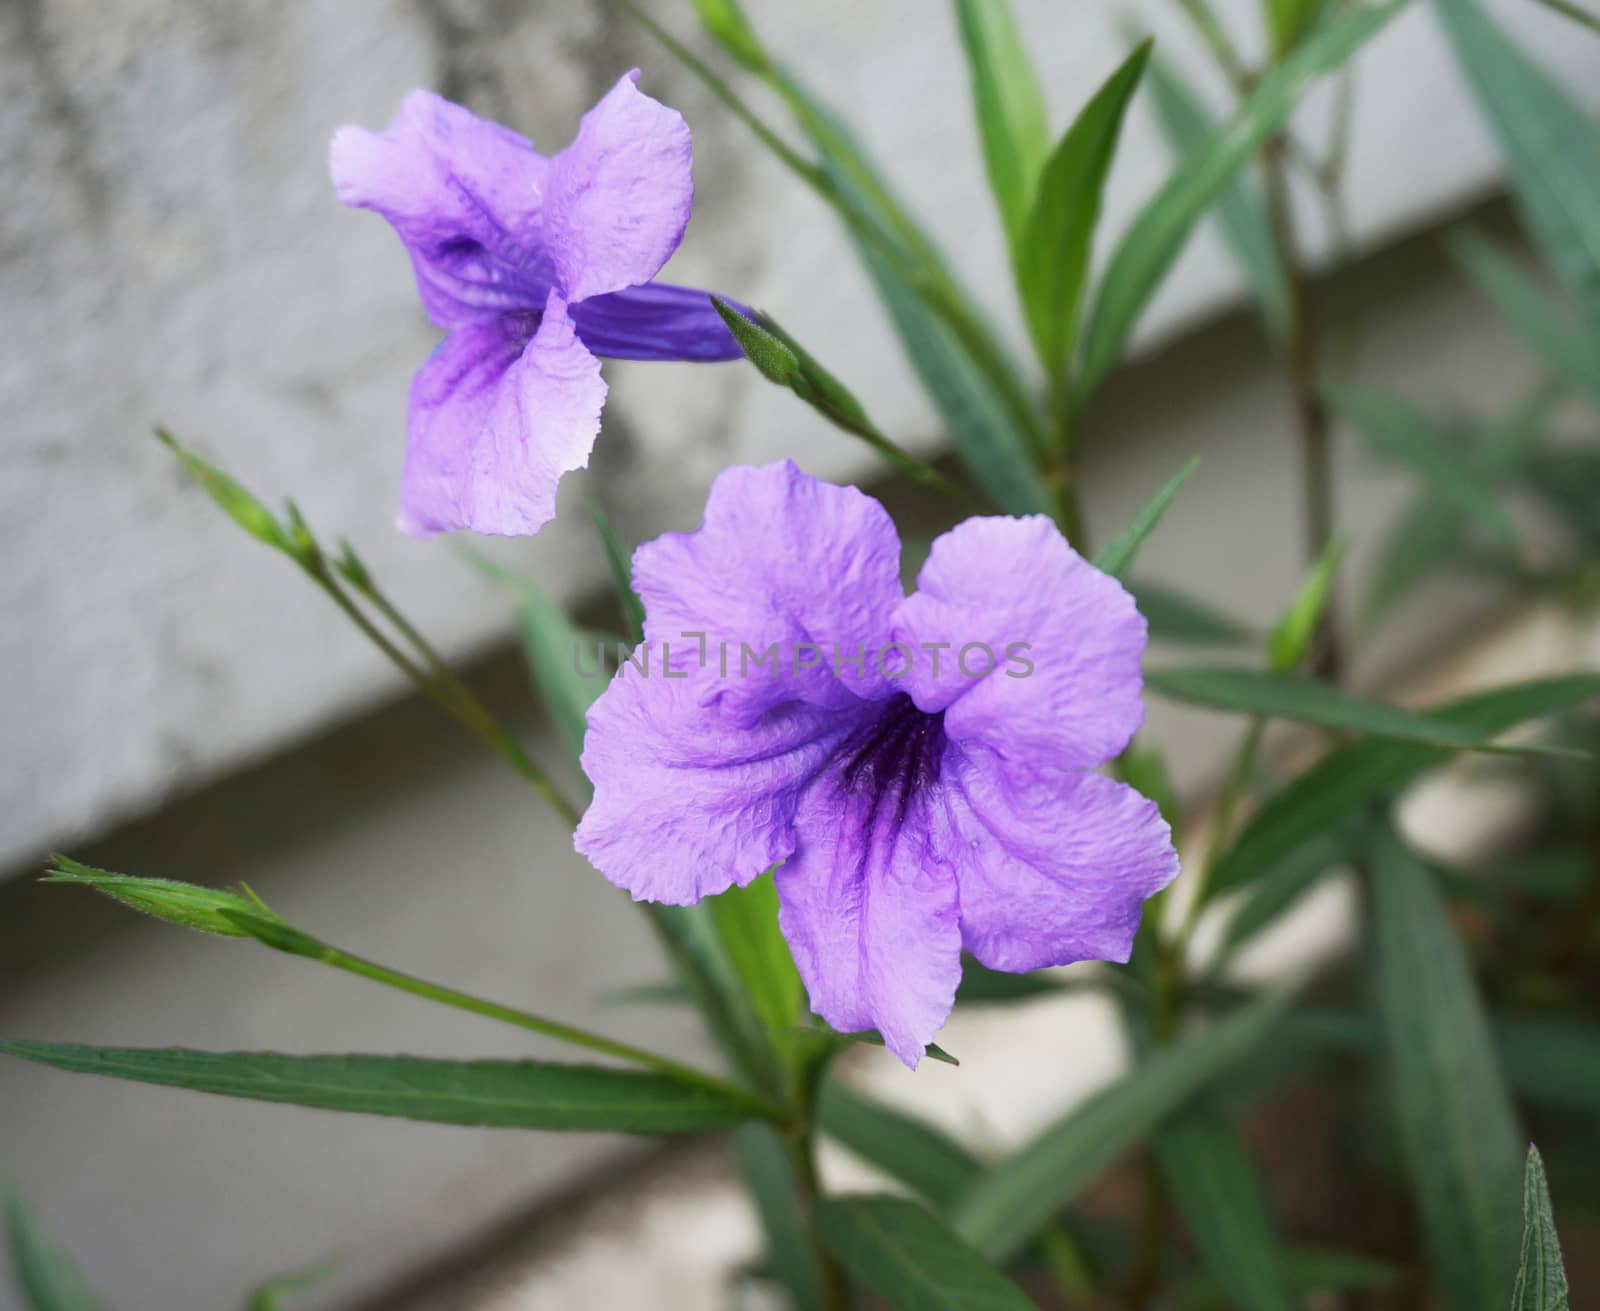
[575,462,1179,1067]
[331,72,742,537]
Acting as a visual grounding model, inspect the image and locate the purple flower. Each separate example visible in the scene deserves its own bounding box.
[574,462,1180,1067]
[331,72,742,537]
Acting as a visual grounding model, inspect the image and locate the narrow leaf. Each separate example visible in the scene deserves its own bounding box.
[817,1082,982,1210]
[1451,234,1600,406]
[1326,384,1515,538]
[1267,534,1348,672]
[1215,830,1349,963]
[1372,828,1524,1311]
[1173,1246,1397,1309]
[4,1195,103,1311]
[245,1261,334,1311]
[1145,664,1571,754]
[1206,674,1600,900]
[1144,51,1290,340]
[1495,1013,1600,1118]
[1365,494,1467,625]
[1077,2,1403,399]
[733,1125,827,1311]
[1017,43,1151,377]
[955,981,1300,1261]
[1093,458,1198,578]
[1265,0,1333,57]
[953,0,1051,254]
[1434,0,1600,324]
[0,1040,759,1134]
[815,1196,1036,1311]
[708,872,804,1039]
[1512,1146,1571,1311]
[586,501,647,645]
[1154,1108,1293,1311]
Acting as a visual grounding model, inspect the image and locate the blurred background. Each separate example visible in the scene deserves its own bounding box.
[3,1,1599,1307]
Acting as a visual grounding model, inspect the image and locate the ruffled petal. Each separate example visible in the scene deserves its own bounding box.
[943,747,1179,972]
[575,662,857,905]
[571,282,745,361]
[777,776,962,1068]
[332,91,553,327]
[543,70,694,304]
[399,290,605,537]
[891,516,1147,768]
[632,461,906,722]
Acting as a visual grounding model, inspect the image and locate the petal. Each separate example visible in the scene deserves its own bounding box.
[575,660,857,905]
[632,461,906,721]
[543,70,694,303]
[332,91,553,327]
[942,748,1179,972]
[891,516,1147,768]
[399,291,605,537]
[571,282,745,361]
[777,779,962,1069]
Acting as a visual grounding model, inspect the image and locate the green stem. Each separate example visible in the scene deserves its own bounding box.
[1172,0,1250,89]
[1181,717,1266,949]
[246,918,784,1122]
[1528,0,1600,36]
[305,560,582,827]
[1263,137,1343,683]
[786,1124,852,1311]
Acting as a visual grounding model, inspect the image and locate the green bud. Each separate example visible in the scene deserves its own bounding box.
[689,0,771,74]
[156,428,299,558]
[712,297,801,385]
[1268,535,1348,672]
[46,857,281,938]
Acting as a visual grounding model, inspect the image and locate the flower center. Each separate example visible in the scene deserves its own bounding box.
[834,693,947,820]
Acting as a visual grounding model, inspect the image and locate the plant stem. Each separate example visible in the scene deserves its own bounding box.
[1181,718,1266,948]
[1173,0,1250,90]
[1263,137,1344,683]
[786,1124,853,1311]
[305,560,582,827]
[252,920,784,1121]
[1047,383,1092,553]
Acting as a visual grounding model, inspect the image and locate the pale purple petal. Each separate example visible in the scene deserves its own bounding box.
[631,461,906,721]
[891,516,1147,768]
[331,90,552,327]
[940,748,1179,972]
[777,772,962,1069]
[571,283,745,361]
[575,664,856,905]
[399,290,605,537]
[543,70,693,304]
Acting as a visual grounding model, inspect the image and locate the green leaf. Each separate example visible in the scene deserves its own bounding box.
[1144,51,1290,340]
[817,1083,982,1210]
[157,429,301,559]
[4,1194,103,1311]
[1495,1013,1600,1117]
[1017,43,1151,377]
[1451,234,1600,406]
[1215,830,1349,963]
[462,549,599,767]
[586,501,647,646]
[0,1040,761,1134]
[688,0,769,73]
[1512,1146,1571,1311]
[1205,675,1600,901]
[807,1028,960,1067]
[43,857,277,938]
[1172,1246,1397,1309]
[1433,0,1600,325]
[1365,493,1467,625]
[1526,0,1600,37]
[245,1260,334,1311]
[1371,828,1524,1311]
[953,0,1051,255]
[1093,458,1199,578]
[1076,1,1402,399]
[708,872,804,1040]
[815,1195,1036,1311]
[1264,0,1333,57]
[954,981,1300,1262]
[1267,534,1348,672]
[733,1125,827,1311]
[1326,384,1514,538]
[1153,1107,1293,1311]
[1523,449,1600,552]
[1128,579,1254,646]
[1146,664,1573,754]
